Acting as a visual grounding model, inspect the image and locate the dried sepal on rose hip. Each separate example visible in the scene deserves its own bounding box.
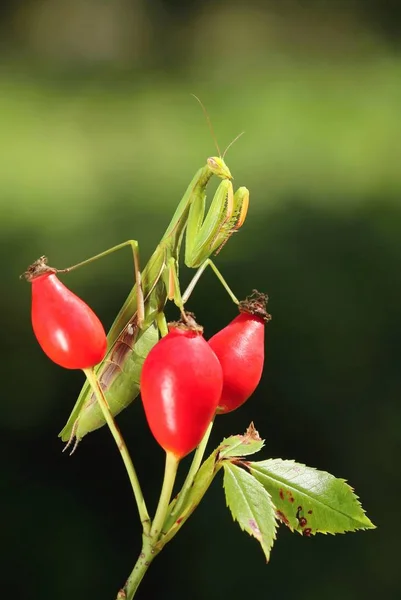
[140,313,223,459]
[22,256,107,370]
[208,290,271,414]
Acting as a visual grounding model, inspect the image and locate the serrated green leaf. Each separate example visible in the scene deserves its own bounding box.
[249,458,375,536]
[219,422,265,458]
[223,462,277,561]
[160,424,264,549]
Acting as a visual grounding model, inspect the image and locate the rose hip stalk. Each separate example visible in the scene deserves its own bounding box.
[23,256,107,369]
[208,290,271,414]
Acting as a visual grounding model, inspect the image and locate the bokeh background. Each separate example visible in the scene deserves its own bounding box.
[1,1,400,598]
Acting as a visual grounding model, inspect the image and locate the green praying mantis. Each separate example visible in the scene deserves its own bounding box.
[59,124,250,452]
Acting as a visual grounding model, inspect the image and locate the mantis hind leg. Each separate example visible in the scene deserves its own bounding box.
[57,239,145,327]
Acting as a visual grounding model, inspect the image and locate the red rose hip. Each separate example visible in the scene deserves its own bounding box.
[208,291,271,414]
[140,316,223,459]
[23,256,107,370]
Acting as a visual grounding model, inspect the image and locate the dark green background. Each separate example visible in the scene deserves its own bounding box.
[1,1,400,598]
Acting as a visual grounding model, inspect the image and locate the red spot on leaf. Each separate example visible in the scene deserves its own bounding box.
[280,489,295,503]
[275,510,290,526]
[299,517,307,528]
[308,509,313,514]
[249,518,261,538]
[303,528,312,537]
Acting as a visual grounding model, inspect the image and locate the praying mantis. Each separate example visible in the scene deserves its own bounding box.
[59,136,249,451]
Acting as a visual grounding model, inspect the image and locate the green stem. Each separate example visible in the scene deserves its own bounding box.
[163,419,214,531]
[150,451,180,539]
[117,536,157,600]
[118,452,179,600]
[83,368,150,534]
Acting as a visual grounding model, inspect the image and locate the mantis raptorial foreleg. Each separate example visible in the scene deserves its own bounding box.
[184,183,249,267]
[181,183,249,305]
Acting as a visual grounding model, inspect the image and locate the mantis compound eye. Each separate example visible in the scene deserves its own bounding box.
[207,157,219,170]
[207,156,233,180]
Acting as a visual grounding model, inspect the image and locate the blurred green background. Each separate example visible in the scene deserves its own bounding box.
[1,0,400,598]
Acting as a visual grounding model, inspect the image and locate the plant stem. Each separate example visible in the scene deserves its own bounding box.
[150,451,180,539]
[117,536,157,600]
[119,452,179,600]
[163,419,214,531]
[83,367,150,534]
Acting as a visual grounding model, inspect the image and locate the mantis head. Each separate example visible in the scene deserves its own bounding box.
[207,156,233,181]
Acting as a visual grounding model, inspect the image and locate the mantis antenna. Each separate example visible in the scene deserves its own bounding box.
[191,94,222,157]
[191,93,245,160]
[223,131,245,159]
